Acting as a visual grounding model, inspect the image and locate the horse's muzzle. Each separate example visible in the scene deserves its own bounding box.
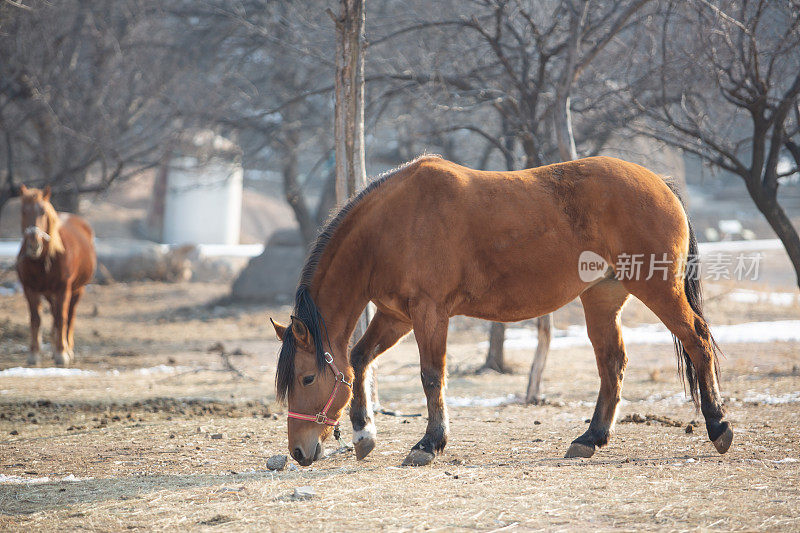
[25,242,43,259]
[291,441,323,466]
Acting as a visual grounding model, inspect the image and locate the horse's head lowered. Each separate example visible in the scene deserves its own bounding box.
[271,303,353,466]
[19,185,63,260]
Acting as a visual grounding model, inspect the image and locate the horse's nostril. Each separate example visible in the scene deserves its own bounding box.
[292,448,304,463]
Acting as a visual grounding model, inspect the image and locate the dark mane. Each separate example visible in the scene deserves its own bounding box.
[275,155,441,401]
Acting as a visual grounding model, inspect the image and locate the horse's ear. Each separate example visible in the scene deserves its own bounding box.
[42,185,51,201]
[18,184,28,195]
[270,318,287,341]
[290,315,313,350]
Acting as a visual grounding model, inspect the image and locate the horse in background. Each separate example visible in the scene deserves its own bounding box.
[16,185,96,367]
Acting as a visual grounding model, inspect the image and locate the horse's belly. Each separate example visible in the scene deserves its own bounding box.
[453,251,588,322]
[455,280,584,322]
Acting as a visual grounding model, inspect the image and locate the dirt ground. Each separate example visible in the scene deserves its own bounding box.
[0,279,799,531]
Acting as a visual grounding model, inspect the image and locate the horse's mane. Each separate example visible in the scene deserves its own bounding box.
[275,154,441,401]
[43,202,65,256]
[22,190,65,257]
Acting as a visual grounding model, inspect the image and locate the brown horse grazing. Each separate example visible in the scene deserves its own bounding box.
[270,155,732,467]
[16,185,96,367]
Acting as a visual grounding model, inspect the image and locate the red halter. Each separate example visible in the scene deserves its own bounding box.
[287,351,352,427]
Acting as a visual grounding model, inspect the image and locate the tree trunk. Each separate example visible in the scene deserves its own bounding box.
[481,321,510,373]
[332,0,372,343]
[314,169,338,227]
[749,185,800,288]
[332,0,366,207]
[525,313,551,403]
[282,139,316,246]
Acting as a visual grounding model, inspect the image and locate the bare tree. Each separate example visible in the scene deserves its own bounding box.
[0,1,190,215]
[628,0,800,287]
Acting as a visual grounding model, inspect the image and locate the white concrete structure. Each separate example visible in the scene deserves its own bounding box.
[162,132,243,246]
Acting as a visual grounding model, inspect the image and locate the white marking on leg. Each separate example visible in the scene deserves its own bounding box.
[353,420,376,444]
[364,366,374,417]
[608,401,621,433]
[353,367,376,443]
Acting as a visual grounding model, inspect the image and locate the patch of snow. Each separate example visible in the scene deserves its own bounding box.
[130,364,188,376]
[0,365,190,379]
[728,289,799,307]
[485,320,800,351]
[0,240,21,258]
[0,473,91,485]
[698,239,782,254]
[742,391,800,405]
[197,243,264,258]
[446,394,517,407]
[0,286,19,296]
[0,474,51,484]
[0,367,97,378]
[773,458,798,463]
[643,392,691,406]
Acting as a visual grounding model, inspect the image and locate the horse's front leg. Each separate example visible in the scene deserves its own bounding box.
[403,307,449,467]
[24,289,42,366]
[50,287,72,367]
[349,310,412,460]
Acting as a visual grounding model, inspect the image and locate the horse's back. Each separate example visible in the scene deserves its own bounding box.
[388,155,687,255]
[363,156,690,321]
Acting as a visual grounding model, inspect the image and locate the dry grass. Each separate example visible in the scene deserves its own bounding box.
[0,281,798,531]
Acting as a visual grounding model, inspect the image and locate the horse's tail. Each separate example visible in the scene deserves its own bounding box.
[666,181,721,407]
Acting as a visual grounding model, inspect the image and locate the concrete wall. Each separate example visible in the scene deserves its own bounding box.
[163,156,243,245]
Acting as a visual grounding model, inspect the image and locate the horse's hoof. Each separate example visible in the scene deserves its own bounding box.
[26,351,40,366]
[53,351,70,367]
[712,423,733,454]
[565,442,595,458]
[402,449,435,467]
[354,437,376,460]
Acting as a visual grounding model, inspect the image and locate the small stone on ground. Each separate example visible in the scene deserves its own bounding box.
[293,486,315,499]
[266,454,288,471]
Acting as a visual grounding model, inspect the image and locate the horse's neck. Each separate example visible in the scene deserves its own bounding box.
[310,237,370,361]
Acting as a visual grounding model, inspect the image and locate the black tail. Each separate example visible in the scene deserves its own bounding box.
[668,183,722,407]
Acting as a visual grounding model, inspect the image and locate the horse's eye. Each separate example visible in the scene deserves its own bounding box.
[302,375,315,386]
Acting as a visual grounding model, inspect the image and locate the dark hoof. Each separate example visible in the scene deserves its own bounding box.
[354,437,376,460]
[402,449,435,466]
[565,442,595,458]
[53,351,70,367]
[26,351,40,367]
[712,423,733,454]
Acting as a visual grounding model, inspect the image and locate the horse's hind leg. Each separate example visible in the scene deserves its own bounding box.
[627,279,732,454]
[66,287,84,355]
[403,303,449,467]
[349,310,412,460]
[24,289,42,366]
[566,280,630,458]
